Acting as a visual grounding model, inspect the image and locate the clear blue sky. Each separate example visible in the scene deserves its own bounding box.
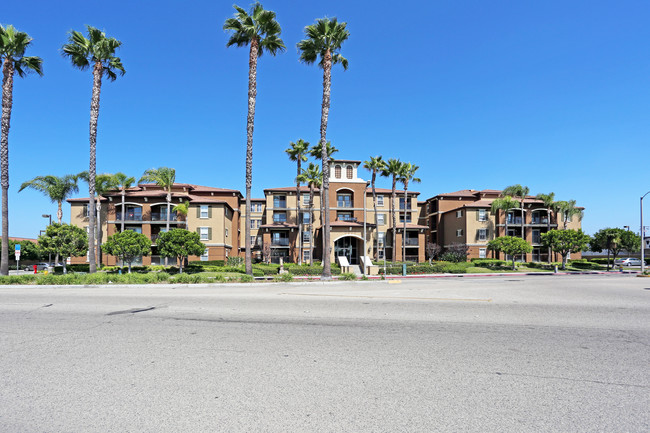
[3,0,649,237]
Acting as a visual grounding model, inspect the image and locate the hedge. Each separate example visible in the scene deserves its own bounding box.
[379,262,472,275]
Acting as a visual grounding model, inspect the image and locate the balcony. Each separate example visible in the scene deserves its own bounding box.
[116,212,142,221]
[337,215,357,222]
[151,212,177,221]
[531,218,549,225]
[271,238,290,246]
[405,238,419,246]
[507,217,523,225]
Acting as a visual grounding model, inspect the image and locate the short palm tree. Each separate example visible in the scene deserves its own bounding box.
[503,184,530,240]
[296,163,322,266]
[363,156,386,259]
[62,25,125,273]
[536,192,555,262]
[298,17,349,279]
[398,163,421,263]
[225,2,285,275]
[381,158,402,263]
[491,196,520,239]
[19,174,80,224]
[139,167,176,265]
[112,172,136,232]
[173,202,189,227]
[554,199,583,230]
[285,139,309,264]
[1,25,43,275]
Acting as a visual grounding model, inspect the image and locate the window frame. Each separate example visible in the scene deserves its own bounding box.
[199,227,209,241]
[200,205,209,219]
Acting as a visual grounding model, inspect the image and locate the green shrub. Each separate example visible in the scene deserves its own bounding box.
[378,262,472,275]
[67,264,90,273]
[274,273,293,282]
[189,260,224,267]
[339,273,357,281]
[470,259,509,268]
[239,274,254,283]
[212,274,227,282]
[253,264,281,275]
[226,256,244,267]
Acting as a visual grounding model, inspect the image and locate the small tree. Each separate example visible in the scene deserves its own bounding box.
[590,228,641,270]
[440,243,469,263]
[426,242,442,265]
[542,229,590,270]
[3,239,42,265]
[156,229,204,273]
[102,230,151,273]
[37,223,87,273]
[487,236,532,270]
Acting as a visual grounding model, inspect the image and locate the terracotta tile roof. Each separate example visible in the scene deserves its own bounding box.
[67,197,109,203]
[366,187,419,195]
[331,159,362,164]
[10,237,38,243]
[264,186,320,193]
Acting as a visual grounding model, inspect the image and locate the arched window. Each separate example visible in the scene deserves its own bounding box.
[335,165,341,178]
[346,165,353,179]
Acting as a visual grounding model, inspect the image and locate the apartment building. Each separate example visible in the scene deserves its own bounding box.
[239,198,266,260]
[68,183,242,265]
[261,160,427,264]
[424,189,583,261]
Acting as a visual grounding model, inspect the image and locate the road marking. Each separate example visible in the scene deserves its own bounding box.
[279,293,492,302]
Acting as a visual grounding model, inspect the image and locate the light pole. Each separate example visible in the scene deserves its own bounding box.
[42,214,52,264]
[641,192,650,274]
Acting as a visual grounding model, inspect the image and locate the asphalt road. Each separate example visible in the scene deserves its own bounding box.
[0,275,648,432]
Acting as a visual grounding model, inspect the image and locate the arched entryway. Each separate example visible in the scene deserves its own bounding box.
[334,236,360,265]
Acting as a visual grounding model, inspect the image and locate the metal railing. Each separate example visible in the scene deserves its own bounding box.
[151,212,177,221]
[405,238,419,246]
[337,215,357,222]
[116,213,142,221]
[271,239,290,246]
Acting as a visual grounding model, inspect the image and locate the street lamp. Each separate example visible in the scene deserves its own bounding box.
[641,191,650,274]
[42,214,52,264]
[42,214,52,225]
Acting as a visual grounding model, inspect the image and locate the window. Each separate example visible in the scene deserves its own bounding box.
[478,209,487,222]
[250,219,261,229]
[125,226,142,234]
[302,194,310,206]
[303,250,311,262]
[377,195,384,206]
[337,212,353,222]
[250,203,262,213]
[273,212,287,223]
[335,165,341,179]
[532,230,541,244]
[250,236,257,246]
[378,249,385,259]
[200,249,209,261]
[82,204,89,218]
[337,193,352,208]
[200,205,209,219]
[456,210,463,218]
[376,213,385,225]
[301,211,310,224]
[399,197,412,210]
[346,165,353,179]
[302,231,310,242]
[399,213,412,223]
[456,229,463,237]
[566,214,572,223]
[272,232,289,246]
[199,227,209,241]
[273,195,287,208]
[225,228,229,238]
[478,228,487,241]
[479,248,486,259]
[378,232,386,246]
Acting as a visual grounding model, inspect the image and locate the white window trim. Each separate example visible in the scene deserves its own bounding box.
[456,210,463,218]
[479,248,487,258]
[456,229,463,237]
[377,195,384,206]
[479,209,487,222]
[200,205,209,219]
[199,227,209,241]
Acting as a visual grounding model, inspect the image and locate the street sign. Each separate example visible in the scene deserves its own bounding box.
[14,250,20,258]
[14,244,20,251]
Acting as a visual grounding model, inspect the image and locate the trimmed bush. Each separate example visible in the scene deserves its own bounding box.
[274,273,293,282]
[189,260,225,267]
[470,259,509,268]
[239,274,254,283]
[339,273,357,281]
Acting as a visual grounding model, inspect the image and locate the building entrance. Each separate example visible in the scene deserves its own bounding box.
[334,237,358,265]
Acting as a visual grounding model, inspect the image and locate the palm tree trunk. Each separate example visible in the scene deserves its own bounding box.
[320,50,333,279]
[520,199,525,262]
[87,62,102,274]
[309,185,314,266]
[121,190,126,232]
[371,171,378,260]
[547,207,552,263]
[165,192,171,266]
[296,160,302,265]
[0,59,14,276]
[391,176,397,263]
[504,210,509,262]
[57,201,63,224]
[244,38,258,276]
[96,201,102,267]
[402,185,408,263]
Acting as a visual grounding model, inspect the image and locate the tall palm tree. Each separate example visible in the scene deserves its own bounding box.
[112,172,136,232]
[225,3,285,276]
[309,141,338,226]
[296,163,322,266]
[381,158,402,263]
[536,192,555,262]
[139,167,176,265]
[79,171,116,267]
[19,174,80,224]
[554,199,583,230]
[503,184,530,240]
[285,139,309,264]
[363,156,386,259]
[62,25,125,273]
[398,163,421,263]
[298,17,349,279]
[0,25,43,275]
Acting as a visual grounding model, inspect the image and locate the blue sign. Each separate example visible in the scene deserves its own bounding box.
[14,244,20,251]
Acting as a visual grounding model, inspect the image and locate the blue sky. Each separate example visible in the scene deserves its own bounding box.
[3,0,649,237]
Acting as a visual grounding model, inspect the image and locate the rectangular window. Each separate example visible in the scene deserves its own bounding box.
[377,195,384,206]
[337,212,353,222]
[273,212,287,223]
[273,195,287,208]
[199,227,209,241]
[478,209,487,221]
[303,250,310,262]
[532,230,541,244]
[250,219,261,229]
[200,205,209,219]
[399,213,412,223]
[302,194,310,206]
[456,229,463,237]
[337,194,352,208]
[378,232,386,246]
[376,213,385,225]
[399,197,412,210]
[82,204,89,218]
[378,249,385,259]
[456,210,463,218]
[301,211,310,224]
[250,236,257,246]
[302,231,310,243]
[200,249,209,261]
[272,232,289,246]
[479,248,486,259]
[478,228,487,241]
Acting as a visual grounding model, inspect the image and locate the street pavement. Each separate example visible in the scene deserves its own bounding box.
[0,274,648,432]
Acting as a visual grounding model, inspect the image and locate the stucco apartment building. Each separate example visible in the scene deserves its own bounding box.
[424,189,583,261]
[68,183,242,265]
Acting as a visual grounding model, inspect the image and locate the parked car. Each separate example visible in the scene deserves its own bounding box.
[613,257,642,267]
[26,263,52,271]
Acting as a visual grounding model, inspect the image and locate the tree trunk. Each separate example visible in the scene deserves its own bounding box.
[179,256,183,274]
[165,191,171,266]
[512,256,516,271]
[391,176,397,263]
[128,261,132,274]
[371,171,378,260]
[57,201,63,224]
[296,159,302,265]
[87,61,103,274]
[96,201,102,268]
[309,185,314,266]
[243,39,259,276]
[121,190,125,232]
[562,254,567,270]
[0,59,15,276]
[503,210,509,262]
[402,184,408,263]
[320,50,333,279]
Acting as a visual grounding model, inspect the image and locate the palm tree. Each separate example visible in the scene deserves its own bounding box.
[79,171,116,267]
[112,172,136,232]
[139,167,175,265]
[62,25,125,273]
[19,174,80,224]
[225,3,285,276]
[381,158,402,263]
[503,184,530,240]
[0,25,43,275]
[298,17,349,279]
[173,202,189,228]
[554,199,583,230]
[491,196,520,238]
[309,141,338,226]
[398,163,421,263]
[363,156,386,259]
[536,192,555,262]
[296,163,322,266]
[285,139,309,264]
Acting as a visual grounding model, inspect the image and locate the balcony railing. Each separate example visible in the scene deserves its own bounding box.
[507,217,523,224]
[116,213,142,221]
[405,238,419,246]
[273,201,287,209]
[337,201,353,208]
[337,215,357,222]
[272,239,290,246]
[531,218,549,225]
[151,212,177,221]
